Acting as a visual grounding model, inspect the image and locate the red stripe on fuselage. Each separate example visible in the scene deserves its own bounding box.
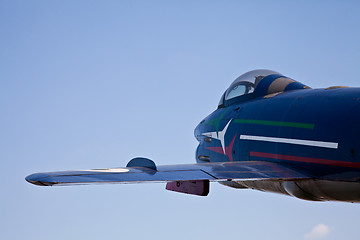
[250,151,360,169]
[206,135,237,162]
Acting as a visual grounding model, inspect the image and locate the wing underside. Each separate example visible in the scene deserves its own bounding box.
[26,161,309,186]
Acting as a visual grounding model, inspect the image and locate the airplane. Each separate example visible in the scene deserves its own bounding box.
[26,69,360,203]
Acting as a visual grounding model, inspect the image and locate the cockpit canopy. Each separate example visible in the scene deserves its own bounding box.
[218,69,310,108]
[225,69,280,101]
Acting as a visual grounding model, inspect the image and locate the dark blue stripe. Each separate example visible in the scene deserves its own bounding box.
[285,82,307,91]
[254,74,284,97]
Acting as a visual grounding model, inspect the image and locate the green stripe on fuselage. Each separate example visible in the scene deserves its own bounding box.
[204,109,229,135]
[234,119,314,129]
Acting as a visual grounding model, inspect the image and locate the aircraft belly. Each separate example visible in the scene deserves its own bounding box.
[221,179,360,202]
[220,180,289,195]
[284,179,360,202]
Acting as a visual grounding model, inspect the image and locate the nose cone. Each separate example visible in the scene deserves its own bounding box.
[25,173,51,186]
[194,119,206,142]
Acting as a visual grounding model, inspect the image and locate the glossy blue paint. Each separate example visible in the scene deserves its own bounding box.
[26,70,360,202]
[195,72,360,183]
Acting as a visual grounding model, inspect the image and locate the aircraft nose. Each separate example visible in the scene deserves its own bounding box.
[25,173,50,186]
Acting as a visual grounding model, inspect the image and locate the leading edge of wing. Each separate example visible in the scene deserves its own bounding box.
[25,161,309,186]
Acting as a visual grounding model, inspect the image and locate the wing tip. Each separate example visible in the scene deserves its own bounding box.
[25,173,53,186]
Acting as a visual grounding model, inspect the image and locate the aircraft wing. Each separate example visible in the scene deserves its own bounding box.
[26,158,309,187]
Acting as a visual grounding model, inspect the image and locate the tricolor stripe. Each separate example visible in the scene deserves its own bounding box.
[240,135,338,149]
[250,151,360,169]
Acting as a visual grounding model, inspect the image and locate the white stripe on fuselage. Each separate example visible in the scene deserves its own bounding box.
[240,135,338,149]
[202,120,233,154]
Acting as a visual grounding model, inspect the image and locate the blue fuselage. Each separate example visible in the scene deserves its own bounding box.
[24,69,360,202]
[195,88,360,183]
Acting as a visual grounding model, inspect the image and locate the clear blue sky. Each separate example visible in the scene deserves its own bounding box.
[1,1,360,239]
